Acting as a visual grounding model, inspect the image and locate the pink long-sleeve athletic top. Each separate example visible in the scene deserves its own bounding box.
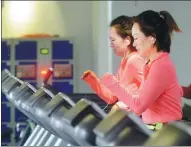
[83,52,145,110]
[101,52,183,124]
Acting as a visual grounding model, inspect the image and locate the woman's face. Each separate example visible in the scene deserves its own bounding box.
[109,27,130,56]
[132,23,155,57]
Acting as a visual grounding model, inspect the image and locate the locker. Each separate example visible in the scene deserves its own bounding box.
[2,41,11,61]
[1,124,12,143]
[2,93,8,102]
[52,81,73,94]
[1,38,74,145]
[15,41,37,60]
[15,108,28,122]
[52,40,73,59]
[1,62,10,71]
[1,143,10,146]
[1,103,11,122]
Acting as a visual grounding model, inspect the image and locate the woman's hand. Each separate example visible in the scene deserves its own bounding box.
[81,70,99,83]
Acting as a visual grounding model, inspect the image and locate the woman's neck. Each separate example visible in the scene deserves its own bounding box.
[124,48,136,59]
[148,47,164,63]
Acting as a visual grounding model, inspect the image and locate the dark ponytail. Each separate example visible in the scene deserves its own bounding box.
[159,11,182,34]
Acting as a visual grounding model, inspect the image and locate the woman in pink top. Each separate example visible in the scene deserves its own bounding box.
[100,10,183,124]
[82,16,145,113]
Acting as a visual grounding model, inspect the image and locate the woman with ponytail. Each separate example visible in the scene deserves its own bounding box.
[100,10,183,126]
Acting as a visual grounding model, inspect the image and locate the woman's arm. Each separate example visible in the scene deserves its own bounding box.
[82,70,118,104]
[101,61,171,114]
[82,54,144,105]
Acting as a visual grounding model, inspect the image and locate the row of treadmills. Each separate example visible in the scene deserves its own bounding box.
[1,68,191,146]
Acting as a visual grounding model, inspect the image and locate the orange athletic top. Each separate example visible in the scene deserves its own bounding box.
[101,52,183,124]
[82,52,145,110]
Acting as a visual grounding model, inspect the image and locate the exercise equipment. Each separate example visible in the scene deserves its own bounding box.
[2,69,191,146]
[94,109,152,146]
[144,121,191,146]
